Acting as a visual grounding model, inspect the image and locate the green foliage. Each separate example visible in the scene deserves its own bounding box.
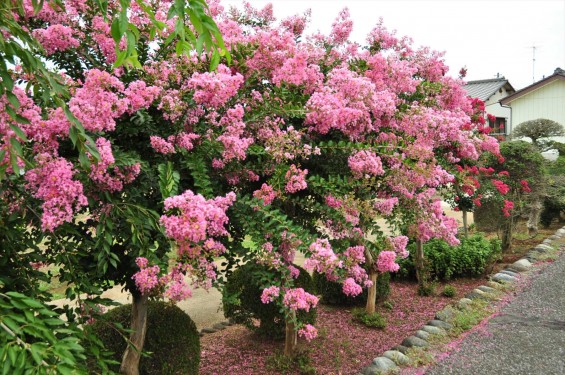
[0,292,114,374]
[90,301,200,375]
[399,234,501,281]
[351,308,386,329]
[442,285,457,298]
[223,263,316,339]
[512,118,564,150]
[417,281,436,297]
[313,272,367,306]
[266,349,316,375]
[541,175,565,226]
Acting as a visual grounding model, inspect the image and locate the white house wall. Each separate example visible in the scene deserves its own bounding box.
[511,80,565,127]
[485,89,512,132]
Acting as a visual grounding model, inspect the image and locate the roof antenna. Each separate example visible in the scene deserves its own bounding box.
[532,45,537,83]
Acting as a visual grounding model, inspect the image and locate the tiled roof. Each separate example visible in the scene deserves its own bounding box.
[501,67,565,105]
[463,78,510,101]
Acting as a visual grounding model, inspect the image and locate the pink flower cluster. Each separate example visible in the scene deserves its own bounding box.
[282,288,319,312]
[253,183,277,206]
[348,150,384,178]
[25,156,87,231]
[33,24,80,55]
[186,64,244,109]
[342,277,362,296]
[260,285,280,304]
[217,106,254,162]
[492,179,510,195]
[304,239,342,275]
[374,197,398,216]
[132,257,161,295]
[124,80,161,114]
[376,251,400,273]
[329,8,353,45]
[298,324,318,342]
[285,164,308,193]
[388,235,409,258]
[502,200,514,217]
[89,138,140,192]
[69,69,127,132]
[520,180,531,193]
[160,190,236,254]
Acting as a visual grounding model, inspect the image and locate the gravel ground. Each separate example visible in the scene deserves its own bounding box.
[426,245,565,375]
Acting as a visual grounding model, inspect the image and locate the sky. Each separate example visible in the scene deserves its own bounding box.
[222,0,565,90]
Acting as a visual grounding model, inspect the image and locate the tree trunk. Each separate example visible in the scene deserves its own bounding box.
[365,271,378,314]
[414,240,429,292]
[501,217,514,252]
[462,210,469,238]
[120,294,149,375]
[527,198,542,235]
[283,311,297,357]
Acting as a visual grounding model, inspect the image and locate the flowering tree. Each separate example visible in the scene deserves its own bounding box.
[2,1,505,371]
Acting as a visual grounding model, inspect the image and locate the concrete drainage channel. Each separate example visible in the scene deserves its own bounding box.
[357,226,565,375]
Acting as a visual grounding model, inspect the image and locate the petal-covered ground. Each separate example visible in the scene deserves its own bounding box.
[200,278,485,375]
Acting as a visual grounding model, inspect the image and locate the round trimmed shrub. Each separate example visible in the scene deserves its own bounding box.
[397,234,501,281]
[313,272,368,306]
[222,263,316,339]
[90,301,200,374]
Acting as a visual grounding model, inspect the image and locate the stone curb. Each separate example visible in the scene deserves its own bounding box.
[198,318,235,336]
[357,226,565,375]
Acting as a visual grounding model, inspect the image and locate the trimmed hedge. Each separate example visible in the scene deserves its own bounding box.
[90,301,200,375]
[222,263,316,339]
[398,234,501,281]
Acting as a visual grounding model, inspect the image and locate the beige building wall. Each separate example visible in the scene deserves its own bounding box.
[510,80,565,126]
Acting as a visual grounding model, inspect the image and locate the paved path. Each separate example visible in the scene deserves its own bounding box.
[425,243,565,375]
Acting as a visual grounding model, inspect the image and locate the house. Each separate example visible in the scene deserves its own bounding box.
[500,67,565,130]
[463,76,516,137]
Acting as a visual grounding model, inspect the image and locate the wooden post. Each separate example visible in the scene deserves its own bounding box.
[120,294,149,375]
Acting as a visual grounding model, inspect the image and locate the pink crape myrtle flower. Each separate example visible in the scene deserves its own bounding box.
[374,197,398,216]
[304,238,342,275]
[389,235,409,259]
[376,251,400,273]
[283,288,319,312]
[25,156,88,232]
[342,277,362,296]
[253,183,277,206]
[348,150,384,178]
[285,164,308,193]
[298,324,318,342]
[260,285,280,304]
[186,64,244,109]
[132,257,161,295]
[33,24,80,55]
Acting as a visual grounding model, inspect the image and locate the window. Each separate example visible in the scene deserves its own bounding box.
[488,117,506,134]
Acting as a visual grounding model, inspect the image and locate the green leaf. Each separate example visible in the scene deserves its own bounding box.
[9,124,28,141]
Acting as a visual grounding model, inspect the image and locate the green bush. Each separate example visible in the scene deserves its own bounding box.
[90,301,200,375]
[442,285,457,298]
[351,308,386,329]
[313,272,368,306]
[541,175,565,227]
[398,234,501,281]
[222,263,316,339]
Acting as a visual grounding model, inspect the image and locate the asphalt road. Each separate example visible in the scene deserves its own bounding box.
[425,242,565,375]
